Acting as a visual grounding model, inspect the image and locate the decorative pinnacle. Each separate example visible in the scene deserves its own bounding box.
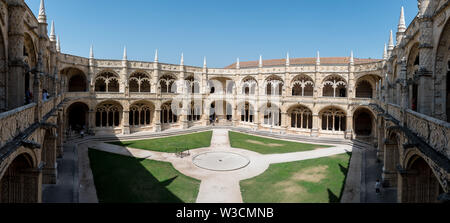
[123,46,127,60]
[398,6,406,33]
[56,36,61,52]
[38,0,47,23]
[316,51,320,65]
[383,43,388,60]
[154,49,158,62]
[259,55,263,68]
[50,21,56,41]
[203,57,207,68]
[286,52,290,66]
[90,45,94,59]
[388,30,394,50]
[350,51,354,64]
[236,58,240,69]
[180,53,184,66]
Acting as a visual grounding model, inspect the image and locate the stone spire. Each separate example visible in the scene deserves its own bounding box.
[236,58,240,69]
[56,36,61,52]
[316,51,320,65]
[203,57,207,68]
[398,6,406,33]
[286,52,290,66]
[89,45,94,59]
[180,53,184,66]
[259,55,263,68]
[350,51,354,64]
[38,0,47,23]
[383,43,388,60]
[388,30,394,51]
[50,20,56,41]
[154,49,158,63]
[123,46,127,60]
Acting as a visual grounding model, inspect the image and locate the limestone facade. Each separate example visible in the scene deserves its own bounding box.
[0,0,448,203]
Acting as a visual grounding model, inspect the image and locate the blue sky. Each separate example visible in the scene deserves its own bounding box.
[25,0,417,67]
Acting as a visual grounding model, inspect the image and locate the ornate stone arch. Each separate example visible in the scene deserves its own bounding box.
[319,106,347,132]
[129,100,155,126]
[287,104,313,129]
[264,75,284,96]
[60,67,88,92]
[435,17,450,121]
[240,76,258,95]
[129,71,151,93]
[322,75,347,97]
[291,74,314,96]
[95,70,120,92]
[95,100,123,127]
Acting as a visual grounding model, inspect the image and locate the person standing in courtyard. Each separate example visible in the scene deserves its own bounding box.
[375,179,382,195]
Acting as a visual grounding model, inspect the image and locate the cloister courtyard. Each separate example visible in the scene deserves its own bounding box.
[69,129,355,203]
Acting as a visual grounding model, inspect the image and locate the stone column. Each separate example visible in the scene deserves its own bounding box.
[7,0,26,110]
[154,109,161,132]
[42,132,57,184]
[417,16,434,117]
[281,112,288,133]
[311,114,319,137]
[345,115,353,140]
[122,110,130,135]
[382,142,399,188]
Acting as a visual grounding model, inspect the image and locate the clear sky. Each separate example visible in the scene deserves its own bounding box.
[25,0,418,68]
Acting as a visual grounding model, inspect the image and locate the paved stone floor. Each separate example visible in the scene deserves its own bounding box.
[42,143,78,203]
[363,145,397,203]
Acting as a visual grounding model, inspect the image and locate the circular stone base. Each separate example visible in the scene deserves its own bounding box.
[192,152,250,171]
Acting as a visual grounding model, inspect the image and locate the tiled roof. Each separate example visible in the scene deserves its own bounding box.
[224,57,382,69]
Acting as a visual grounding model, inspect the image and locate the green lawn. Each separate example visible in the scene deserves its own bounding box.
[229,131,331,154]
[240,153,352,203]
[88,149,200,203]
[108,131,212,153]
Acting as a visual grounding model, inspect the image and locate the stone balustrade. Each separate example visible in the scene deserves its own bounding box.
[0,103,36,148]
[406,109,450,159]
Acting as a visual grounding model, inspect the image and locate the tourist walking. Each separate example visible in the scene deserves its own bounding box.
[375,179,382,195]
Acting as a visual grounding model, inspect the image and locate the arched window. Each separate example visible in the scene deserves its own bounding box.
[266,76,283,96]
[263,103,281,126]
[161,102,178,124]
[321,107,346,132]
[241,77,257,95]
[159,75,176,93]
[323,76,347,97]
[95,102,122,128]
[185,76,200,94]
[129,103,153,126]
[290,106,312,129]
[291,75,314,96]
[95,72,120,92]
[187,101,202,121]
[240,102,254,123]
[68,74,87,92]
[356,80,373,98]
[129,72,151,93]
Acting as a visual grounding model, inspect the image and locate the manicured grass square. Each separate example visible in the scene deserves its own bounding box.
[109,131,212,153]
[240,153,352,203]
[89,149,200,203]
[229,131,331,154]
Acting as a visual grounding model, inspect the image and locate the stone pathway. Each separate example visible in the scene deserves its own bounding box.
[86,129,353,203]
[42,143,78,203]
[363,145,397,203]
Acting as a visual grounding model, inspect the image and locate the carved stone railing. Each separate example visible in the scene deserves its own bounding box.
[406,109,450,159]
[387,103,402,121]
[0,103,36,148]
[41,99,55,119]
